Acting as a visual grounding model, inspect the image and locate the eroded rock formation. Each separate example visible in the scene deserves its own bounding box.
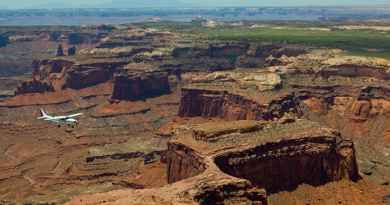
[32,59,74,80]
[7,27,389,205]
[166,142,206,183]
[178,88,299,121]
[63,65,112,89]
[15,80,54,95]
[320,64,390,80]
[169,43,307,71]
[194,180,267,205]
[215,136,360,193]
[66,119,359,205]
[111,71,171,101]
[56,44,65,57]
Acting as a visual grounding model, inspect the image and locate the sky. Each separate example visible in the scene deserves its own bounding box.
[1,0,390,9]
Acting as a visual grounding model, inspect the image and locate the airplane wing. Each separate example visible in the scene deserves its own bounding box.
[66,113,83,118]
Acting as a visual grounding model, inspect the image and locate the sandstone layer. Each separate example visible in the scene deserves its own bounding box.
[66,119,360,205]
[111,71,171,101]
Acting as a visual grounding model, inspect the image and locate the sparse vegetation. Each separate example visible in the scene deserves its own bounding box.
[143,22,390,59]
[198,26,390,59]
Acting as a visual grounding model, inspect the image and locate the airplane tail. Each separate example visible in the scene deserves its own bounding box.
[37,109,49,119]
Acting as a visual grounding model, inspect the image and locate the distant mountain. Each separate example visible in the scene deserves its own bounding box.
[98,0,193,8]
[1,0,390,9]
[96,0,390,8]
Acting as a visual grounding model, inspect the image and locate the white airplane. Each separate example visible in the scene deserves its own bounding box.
[38,109,83,127]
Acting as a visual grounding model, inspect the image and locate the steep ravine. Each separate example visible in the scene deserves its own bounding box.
[164,128,360,204]
[214,136,360,193]
[166,142,207,184]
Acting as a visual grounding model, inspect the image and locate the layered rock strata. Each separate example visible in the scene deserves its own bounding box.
[15,80,54,95]
[169,43,307,71]
[166,142,206,183]
[215,135,359,193]
[66,119,359,205]
[178,88,299,121]
[110,71,171,101]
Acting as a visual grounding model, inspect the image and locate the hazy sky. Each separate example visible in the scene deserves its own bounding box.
[1,0,390,9]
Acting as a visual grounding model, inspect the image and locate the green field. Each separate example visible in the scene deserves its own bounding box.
[143,22,390,59]
[201,27,390,59]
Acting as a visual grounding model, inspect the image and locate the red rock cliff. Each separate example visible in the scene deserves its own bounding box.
[166,142,206,184]
[214,136,360,193]
[178,88,299,120]
[110,71,171,101]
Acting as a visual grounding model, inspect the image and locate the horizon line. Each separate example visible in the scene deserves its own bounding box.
[2,5,390,10]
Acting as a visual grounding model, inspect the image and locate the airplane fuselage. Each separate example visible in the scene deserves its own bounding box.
[38,109,83,126]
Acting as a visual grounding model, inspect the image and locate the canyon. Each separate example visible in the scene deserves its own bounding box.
[0,24,389,205]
